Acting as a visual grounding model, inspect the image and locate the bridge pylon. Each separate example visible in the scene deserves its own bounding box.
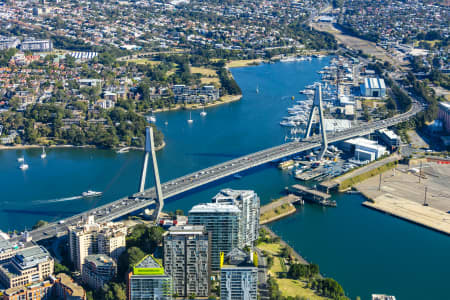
[304,83,328,160]
[139,126,164,222]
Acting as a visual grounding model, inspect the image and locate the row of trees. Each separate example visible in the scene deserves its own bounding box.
[218,68,242,95]
[288,263,320,279]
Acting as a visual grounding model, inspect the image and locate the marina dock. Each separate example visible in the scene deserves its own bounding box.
[291,184,336,207]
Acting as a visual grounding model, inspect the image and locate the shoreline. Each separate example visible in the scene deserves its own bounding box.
[151,94,242,113]
[0,140,166,152]
[260,204,297,225]
[262,225,309,265]
[357,188,450,236]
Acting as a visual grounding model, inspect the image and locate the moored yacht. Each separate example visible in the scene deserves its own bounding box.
[19,160,29,170]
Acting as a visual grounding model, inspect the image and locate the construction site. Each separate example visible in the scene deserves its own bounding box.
[356,161,450,235]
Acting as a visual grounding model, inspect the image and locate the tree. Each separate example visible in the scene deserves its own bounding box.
[117,247,145,280]
[32,220,48,229]
[175,209,184,216]
[54,262,70,275]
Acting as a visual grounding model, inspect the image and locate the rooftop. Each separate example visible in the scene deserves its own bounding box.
[56,273,85,298]
[439,102,450,112]
[13,246,51,270]
[84,254,115,268]
[167,225,206,235]
[189,202,241,214]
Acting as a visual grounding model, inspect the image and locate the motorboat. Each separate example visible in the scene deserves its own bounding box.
[299,89,314,95]
[82,190,103,197]
[116,147,129,154]
[17,157,24,162]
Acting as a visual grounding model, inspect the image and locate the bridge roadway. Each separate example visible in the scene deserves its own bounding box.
[23,101,423,242]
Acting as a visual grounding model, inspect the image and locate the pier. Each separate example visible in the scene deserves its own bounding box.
[291,184,336,207]
[260,194,303,225]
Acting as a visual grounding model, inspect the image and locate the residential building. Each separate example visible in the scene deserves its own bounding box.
[0,38,20,50]
[82,254,116,290]
[0,246,54,289]
[372,295,396,300]
[212,189,260,247]
[188,203,240,271]
[2,279,54,300]
[68,216,127,270]
[128,255,173,300]
[360,78,386,98]
[220,248,258,300]
[54,273,86,300]
[163,225,210,297]
[20,39,53,52]
[438,102,450,133]
[172,85,220,104]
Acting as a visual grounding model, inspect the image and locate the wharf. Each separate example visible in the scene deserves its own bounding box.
[260,194,303,225]
[291,184,336,207]
[295,170,323,181]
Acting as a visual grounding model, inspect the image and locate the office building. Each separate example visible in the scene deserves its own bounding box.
[163,225,210,297]
[360,78,386,97]
[128,255,173,300]
[20,39,53,52]
[212,189,260,247]
[0,245,54,289]
[438,102,450,133]
[68,216,127,270]
[0,239,30,263]
[82,254,116,290]
[188,203,240,271]
[220,248,258,300]
[378,129,400,148]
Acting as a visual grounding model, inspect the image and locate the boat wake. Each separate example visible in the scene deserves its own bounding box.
[34,196,83,204]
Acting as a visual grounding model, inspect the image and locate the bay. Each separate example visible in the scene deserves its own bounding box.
[0,58,448,300]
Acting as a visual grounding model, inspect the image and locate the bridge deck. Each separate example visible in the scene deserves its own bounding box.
[18,101,423,242]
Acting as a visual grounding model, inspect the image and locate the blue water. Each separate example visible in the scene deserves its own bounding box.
[0,59,448,300]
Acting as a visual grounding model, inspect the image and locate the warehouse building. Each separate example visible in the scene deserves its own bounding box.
[360,78,386,98]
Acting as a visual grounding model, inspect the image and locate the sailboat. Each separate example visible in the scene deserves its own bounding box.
[256,84,259,94]
[40,147,46,159]
[19,159,29,170]
[200,107,207,117]
[187,112,193,123]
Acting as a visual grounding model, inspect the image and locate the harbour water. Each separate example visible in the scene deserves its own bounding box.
[0,59,449,299]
